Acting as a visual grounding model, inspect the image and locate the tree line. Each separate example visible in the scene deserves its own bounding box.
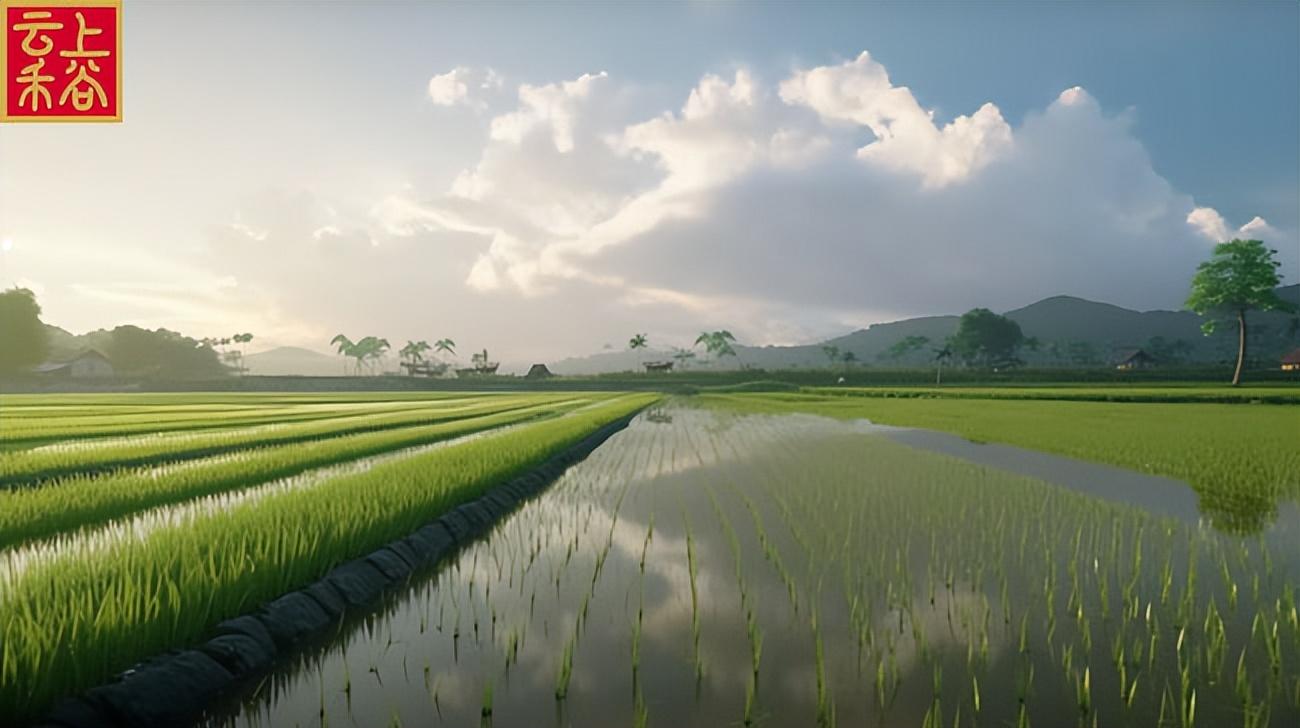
[0,239,1291,385]
[621,239,1295,386]
[0,288,246,379]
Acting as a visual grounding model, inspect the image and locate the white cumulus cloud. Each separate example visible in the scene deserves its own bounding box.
[1187,206,1282,243]
[489,72,608,153]
[199,52,1298,356]
[779,51,1013,187]
[427,66,502,109]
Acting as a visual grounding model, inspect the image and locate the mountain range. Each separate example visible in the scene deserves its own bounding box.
[548,286,1300,374]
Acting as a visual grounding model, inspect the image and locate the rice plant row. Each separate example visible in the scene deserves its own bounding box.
[1,420,521,593]
[0,393,657,722]
[0,396,595,552]
[0,395,481,448]
[0,393,591,486]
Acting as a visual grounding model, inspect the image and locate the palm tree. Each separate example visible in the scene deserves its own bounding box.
[695,330,737,366]
[400,340,431,374]
[629,333,648,370]
[356,336,390,374]
[434,338,456,357]
[821,345,841,367]
[933,345,953,386]
[330,334,363,375]
[400,340,430,363]
[225,333,254,374]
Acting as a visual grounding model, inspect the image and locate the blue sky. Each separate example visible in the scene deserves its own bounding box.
[1,1,1296,362]
[249,0,1299,225]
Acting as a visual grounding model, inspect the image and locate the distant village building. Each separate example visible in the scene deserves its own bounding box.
[643,361,674,373]
[32,350,114,379]
[457,350,500,377]
[455,364,500,377]
[525,363,553,379]
[400,361,449,377]
[1282,348,1300,372]
[1113,349,1155,370]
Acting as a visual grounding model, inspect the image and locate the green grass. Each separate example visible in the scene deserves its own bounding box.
[0,393,657,721]
[0,397,598,550]
[702,392,1300,534]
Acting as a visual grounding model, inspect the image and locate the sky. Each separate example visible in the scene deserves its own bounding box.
[1,1,1297,363]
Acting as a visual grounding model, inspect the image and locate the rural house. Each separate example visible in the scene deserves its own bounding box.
[1113,349,1155,370]
[1282,348,1300,372]
[525,363,553,379]
[32,349,115,379]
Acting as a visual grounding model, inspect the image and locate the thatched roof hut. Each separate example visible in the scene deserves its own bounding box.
[1113,349,1155,370]
[525,363,553,379]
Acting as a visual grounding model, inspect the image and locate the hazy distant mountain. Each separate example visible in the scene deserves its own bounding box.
[552,286,1300,373]
[1006,296,1204,344]
[243,346,347,377]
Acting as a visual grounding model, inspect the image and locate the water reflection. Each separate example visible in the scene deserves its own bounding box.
[881,427,1205,526]
[203,404,1300,727]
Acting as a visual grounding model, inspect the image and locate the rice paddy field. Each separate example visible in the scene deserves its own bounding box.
[0,391,657,724]
[2,389,1298,727]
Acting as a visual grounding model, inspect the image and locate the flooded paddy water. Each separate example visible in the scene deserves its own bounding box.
[205,402,1300,727]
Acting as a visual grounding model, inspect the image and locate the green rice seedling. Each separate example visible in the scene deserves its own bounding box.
[1181,687,1196,728]
[555,635,576,700]
[639,514,654,574]
[684,515,701,658]
[0,394,658,722]
[747,611,763,679]
[743,673,757,726]
[1076,666,1091,718]
[630,615,641,674]
[813,613,832,727]
[920,698,942,728]
[428,673,442,718]
[481,679,493,717]
[633,685,648,728]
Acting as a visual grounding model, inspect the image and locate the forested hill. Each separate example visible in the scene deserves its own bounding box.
[550,286,1300,373]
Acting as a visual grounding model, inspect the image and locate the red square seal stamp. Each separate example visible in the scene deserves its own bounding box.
[2,0,120,122]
